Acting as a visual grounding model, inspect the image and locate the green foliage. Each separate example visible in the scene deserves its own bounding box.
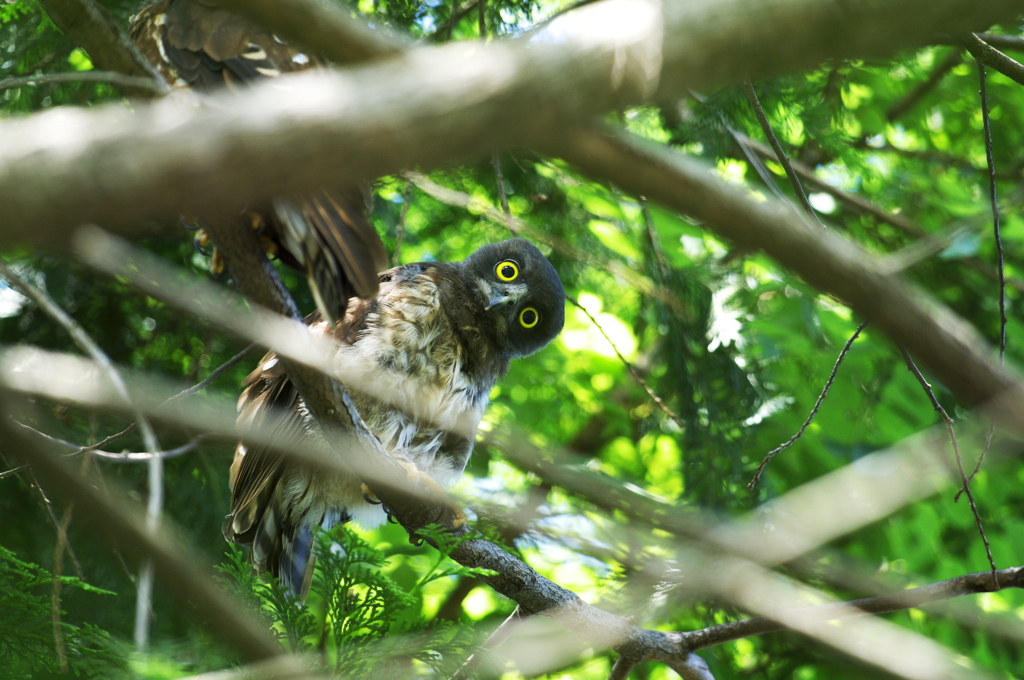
[3,1,1024,679]
[0,546,126,679]
[217,527,473,677]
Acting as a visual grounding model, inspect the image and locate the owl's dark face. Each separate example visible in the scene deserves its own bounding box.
[464,239,565,358]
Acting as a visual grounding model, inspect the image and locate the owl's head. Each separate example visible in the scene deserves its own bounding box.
[464,239,565,358]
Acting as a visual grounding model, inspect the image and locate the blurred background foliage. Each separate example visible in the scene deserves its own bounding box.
[2,0,1024,678]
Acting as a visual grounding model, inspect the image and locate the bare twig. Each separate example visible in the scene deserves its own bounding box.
[394,182,413,267]
[0,70,168,94]
[0,336,245,480]
[36,0,167,98]
[492,151,514,222]
[957,423,994,501]
[164,344,256,404]
[567,295,687,430]
[743,81,820,224]
[451,605,533,679]
[683,566,1024,651]
[0,256,165,650]
[9,422,204,463]
[899,347,998,585]
[973,59,1007,364]
[748,321,868,489]
[551,125,1024,419]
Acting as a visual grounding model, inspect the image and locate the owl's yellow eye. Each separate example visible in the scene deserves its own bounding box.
[519,307,539,329]
[495,260,519,282]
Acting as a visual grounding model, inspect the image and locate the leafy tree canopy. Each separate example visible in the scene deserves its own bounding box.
[2,0,1024,678]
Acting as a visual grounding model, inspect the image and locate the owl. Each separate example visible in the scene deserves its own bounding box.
[129,0,387,320]
[223,239,565,596]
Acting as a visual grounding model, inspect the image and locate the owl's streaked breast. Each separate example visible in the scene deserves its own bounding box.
[329,269,490,489]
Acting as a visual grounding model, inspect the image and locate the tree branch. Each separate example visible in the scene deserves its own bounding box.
[214,0,408,65]
[0,414,286,664]
[548,125,1024,421]
[36,0,167,97]
[4,0,1021,246]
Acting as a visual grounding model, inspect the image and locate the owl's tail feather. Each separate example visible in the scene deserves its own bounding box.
[240,504,352,601]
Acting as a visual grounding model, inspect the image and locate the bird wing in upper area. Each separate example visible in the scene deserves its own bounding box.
[129,0,387,320]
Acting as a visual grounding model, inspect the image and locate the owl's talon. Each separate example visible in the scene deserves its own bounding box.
[210,251,226,277]
[451,507,469,529]
[361,482,382,505]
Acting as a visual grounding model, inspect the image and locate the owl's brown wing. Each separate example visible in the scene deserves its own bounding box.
[129,0,388,320]
[224,353,299,546]
[224,297,375,597]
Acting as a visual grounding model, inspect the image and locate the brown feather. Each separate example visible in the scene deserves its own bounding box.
[129,0,386,321]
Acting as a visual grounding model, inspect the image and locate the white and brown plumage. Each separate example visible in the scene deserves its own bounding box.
[224,240,566,597]
[129,0,387,320]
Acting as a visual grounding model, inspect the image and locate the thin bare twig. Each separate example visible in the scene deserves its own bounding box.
[743,81,821,225]
[10,422,203,462]
[899,347,998,586]
[50,495,77,674]
[684,566,1024,651]
[492,151,514,223]
[0,342,252,480]
[972,58,1008,365]
[0,257,164,649]
[950,53,1007,503]
[164,344,256,404]
[567,295,687,430]
[748,321,868,489]
[394,182,413,267]
[451,605,533,679]
[0,70,168,94]
[956,422,994,502]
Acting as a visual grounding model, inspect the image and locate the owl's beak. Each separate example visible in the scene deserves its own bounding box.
[484,294,510,311]
[484,283,525,311]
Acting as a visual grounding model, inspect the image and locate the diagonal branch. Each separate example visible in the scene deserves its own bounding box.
[0,414,287,664]
[36,0,167,97]
[548,125,1024,422]
[4,0,1022,247]
[214,0,408,65]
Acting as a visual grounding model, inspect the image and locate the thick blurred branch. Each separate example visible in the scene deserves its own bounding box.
[214,0,408,65]
[549,125,1024,418]
[5,347,1019,677]
[3,0,1020,245]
